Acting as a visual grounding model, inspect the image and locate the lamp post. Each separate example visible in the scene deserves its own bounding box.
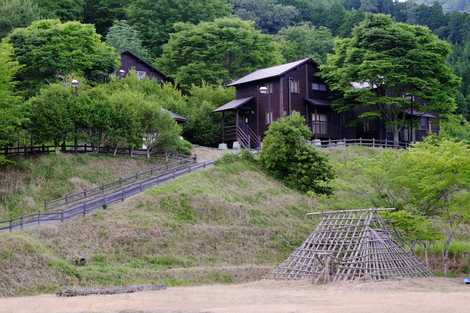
[71,79,80,95]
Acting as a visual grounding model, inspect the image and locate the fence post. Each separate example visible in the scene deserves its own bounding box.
[359,138,362,146]
[61,211,64,222]
[20,216,23,230]
[9,219,12,232]
[372,138,375,148]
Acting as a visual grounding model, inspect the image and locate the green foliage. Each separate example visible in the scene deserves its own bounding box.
[178,84,235,146]
[322,14,460,143]
[448,42,470,118]
[84,0,130,35]
[34,0,85,21]
[0,0,40,38]
[440,114,470,142]
[260,113,334,194]
[157,17,284,90]
[0,42,23,165]
[277,23,334,63]
[363,138,470,274]
[128,0,231,57]
[8,19,119,94]
[382,210,442,243]
[231,0,300,34]
[26,73,184,154]
[105,20,151,61]
[27,83,76,146]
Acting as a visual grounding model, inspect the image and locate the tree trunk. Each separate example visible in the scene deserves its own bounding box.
[423,242,429,268]
[113,145,118,156]
[146,147,151,160]
[443,231,454,276]
[393,126,400,146]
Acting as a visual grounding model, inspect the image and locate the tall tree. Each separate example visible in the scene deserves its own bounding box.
[448,42,470,118]
[84,0,131,35]
[128,0,231,57]
[34,0,85,21]
[7,19,119,95]
[392,139,470,275]
[0,0,40,38]
[0,42,23,164]
[106,20,151,61]
[277,23,334,63]
[322,14,460,144]
[231,0,300,34]
[157,17,284,90]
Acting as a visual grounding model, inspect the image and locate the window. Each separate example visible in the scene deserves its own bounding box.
[420,117,428,130]
[312,113,328,135]
[312,83,327,91]
[136,71,147,80]
[265,111,273,125]
[290,80,300,94]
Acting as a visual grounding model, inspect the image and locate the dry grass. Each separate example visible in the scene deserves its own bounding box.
[0,153,173,219]
[0,156,313,296]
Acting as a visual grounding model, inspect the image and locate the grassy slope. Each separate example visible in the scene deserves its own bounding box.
[0,147,468,296]
[0,153,167,219]
[0,156,314,296]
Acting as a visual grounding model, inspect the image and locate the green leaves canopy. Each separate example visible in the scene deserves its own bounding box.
[8,19,119,94]
[0,42,23,164]
[106,20,151,61]
[157,17,284,90]
[0,0,40,38]
[322,14,460,139]
[260,113,335,194]
[128,0,231,57]
[277,23,334,63]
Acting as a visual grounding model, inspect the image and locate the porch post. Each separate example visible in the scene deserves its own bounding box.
[222,111,225,143]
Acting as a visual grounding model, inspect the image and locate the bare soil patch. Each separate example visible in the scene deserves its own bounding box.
[1,278,468,313]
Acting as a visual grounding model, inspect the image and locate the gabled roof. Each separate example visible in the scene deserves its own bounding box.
[214,97,254,112]
[227,58,314,87]
[121,50,169,82]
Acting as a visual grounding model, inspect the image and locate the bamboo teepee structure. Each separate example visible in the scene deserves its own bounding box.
[273,208,431,283]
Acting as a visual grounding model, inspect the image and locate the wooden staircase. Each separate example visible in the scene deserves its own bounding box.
[224,125,260,149]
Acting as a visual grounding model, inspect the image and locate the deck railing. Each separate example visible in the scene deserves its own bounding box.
[310,138,411,149]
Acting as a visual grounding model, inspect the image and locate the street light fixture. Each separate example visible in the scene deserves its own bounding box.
[118,69,126,78]
[71,79,80,93]
[259,86,268,94]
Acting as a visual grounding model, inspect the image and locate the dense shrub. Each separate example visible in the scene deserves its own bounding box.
[260,113,334,194]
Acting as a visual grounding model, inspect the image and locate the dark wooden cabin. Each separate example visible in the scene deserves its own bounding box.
[119,51,186,124]
[214,58,439,148]
[119,51,169,83]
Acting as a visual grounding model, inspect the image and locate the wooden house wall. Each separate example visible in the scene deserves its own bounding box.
[120,53,167,82]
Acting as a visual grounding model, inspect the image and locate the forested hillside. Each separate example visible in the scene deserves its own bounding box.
[1,0,470,151]
[413,0,470,12]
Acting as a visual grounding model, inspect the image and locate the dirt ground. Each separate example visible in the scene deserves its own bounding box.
[0,278,468,313]
[192,146,230,162]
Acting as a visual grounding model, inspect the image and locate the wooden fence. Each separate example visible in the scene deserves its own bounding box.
[43,156,192,210]
[310,138,410,149]
[0,160,213,233]
[2,144,176,158]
